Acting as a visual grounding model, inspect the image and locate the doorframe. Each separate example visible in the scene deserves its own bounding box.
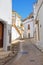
[0,22,4,48]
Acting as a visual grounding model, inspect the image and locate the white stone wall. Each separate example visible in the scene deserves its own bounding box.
[34,0,43,50]
[16,16,21,27]
[0,0,12,51]
[23,19,34,38]
[38,4,43,42]
[12,27,20,41]
[12,12,21,27]
[3,24,12,51]
[12,12,22,41]
[0,0,12,24]
[33,0,42,19]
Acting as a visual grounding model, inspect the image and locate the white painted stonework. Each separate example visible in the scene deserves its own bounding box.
[16,16,21,27]
[12,11,22,41]
[0,0,12,24]
[12,11,21,27]
[33,0,43,19]
[23,19,34,38]
[0,0,12,51]
[37,2,43,49]
[34,0,43,50]
[12,27,20,41]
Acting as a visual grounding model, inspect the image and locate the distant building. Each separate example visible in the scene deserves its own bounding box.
[0,0,12,51]
[22,13,34,38]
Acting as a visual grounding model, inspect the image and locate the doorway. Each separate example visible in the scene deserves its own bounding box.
[0,22,4,48]
[28,24,30,38]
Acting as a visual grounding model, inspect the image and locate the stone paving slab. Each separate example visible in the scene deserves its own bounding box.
[5,39,43,65]
[0,51,11,59]
[30,38,43,52]
[0,51,18,65]
[0,40,20,65]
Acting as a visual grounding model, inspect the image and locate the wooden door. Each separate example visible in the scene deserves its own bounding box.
[0,22,4,47]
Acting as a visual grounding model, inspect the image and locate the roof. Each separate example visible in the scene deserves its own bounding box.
[12,11,21,18]
[22,13,34,22]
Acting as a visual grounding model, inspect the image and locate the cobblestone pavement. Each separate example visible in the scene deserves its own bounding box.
[6,39,43,65]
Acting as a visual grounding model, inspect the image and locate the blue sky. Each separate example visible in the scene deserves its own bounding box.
[12,0,37,19]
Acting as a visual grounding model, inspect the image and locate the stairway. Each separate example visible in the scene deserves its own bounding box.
[12,24,21,36]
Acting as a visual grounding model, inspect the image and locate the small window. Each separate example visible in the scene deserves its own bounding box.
[9,33,11,43]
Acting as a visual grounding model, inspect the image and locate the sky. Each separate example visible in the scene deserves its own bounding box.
[12,0,37,19]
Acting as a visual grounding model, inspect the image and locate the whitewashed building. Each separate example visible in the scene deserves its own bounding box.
[22,13,34,38]
[12,11,23,41]
[0,0,12,51]
[12,11,21,27]
[33,0,43,50]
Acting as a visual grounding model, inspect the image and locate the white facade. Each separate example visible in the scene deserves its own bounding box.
[12,27,20,41]
[16,16,21,27]
[12,11,21,27]
[12,11,22,41]
[37,3,43,41]
[34,0,43,50]
[23,18,34,38]
[0,0,12,51]
[0,0,12,24]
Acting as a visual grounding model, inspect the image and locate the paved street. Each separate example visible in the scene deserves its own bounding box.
[6,39,43,65]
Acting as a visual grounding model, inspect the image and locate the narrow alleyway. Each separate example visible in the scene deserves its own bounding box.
[6,39,43,65]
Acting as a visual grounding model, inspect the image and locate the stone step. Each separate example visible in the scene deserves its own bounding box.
[0,52,17,65]
[0,41,20,65]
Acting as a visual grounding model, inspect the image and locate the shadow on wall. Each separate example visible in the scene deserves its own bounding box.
[12,27,20,41]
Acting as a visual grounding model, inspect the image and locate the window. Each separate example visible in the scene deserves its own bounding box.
[9,32,11,43]
[28,24,30,29]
